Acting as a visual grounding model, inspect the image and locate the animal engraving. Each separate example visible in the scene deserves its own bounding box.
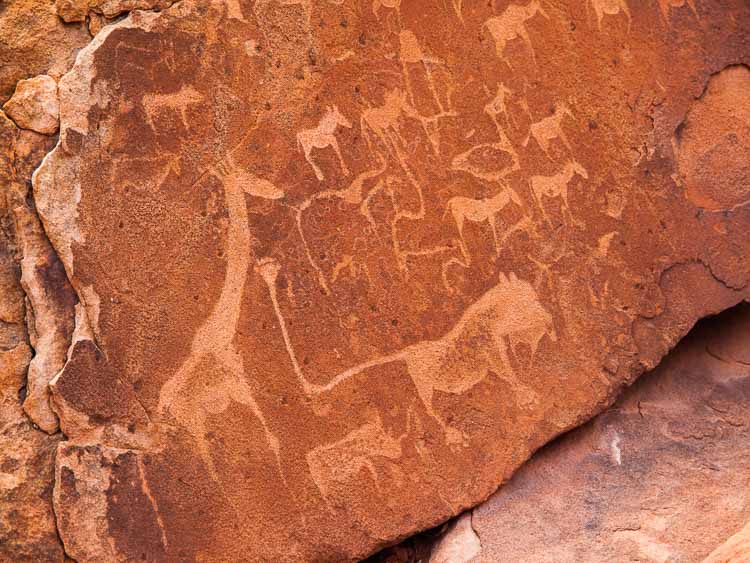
[373,0,400,18]
[523,102,574,157]
[157,156,282,482]
[306,415,406,508]
[530,160,588,224]
[294,165,386,293]
[485,83,515,129]
[141,86,203,130]
[445,186,524,257]
[659,0,698,23]
[398,30,456,152]
[590,0,631,29]
[484,0,549,65]
[297,106,352,181]
[318,273,556,435]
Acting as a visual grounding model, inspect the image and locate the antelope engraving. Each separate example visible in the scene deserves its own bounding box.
[523,102,574,157]
[141,86,204,131]
[445,186,524,257]
[484,0,550,65]
[590,0,631,29]
[297,106,352,181]
[530,160,588,224]
[658,0,698,23]
[306,414,407,509]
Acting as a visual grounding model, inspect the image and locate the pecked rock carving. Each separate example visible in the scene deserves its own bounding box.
[10,0,750,560]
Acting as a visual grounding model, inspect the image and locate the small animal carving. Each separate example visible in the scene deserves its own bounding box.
[141,85,203,130]
[445,186,524,256]
[658,0,698,23]
[523,102,574,157]
[297,106,352,181]
[484,0,550,65]
[485,83,515,129]
[590,0,631,29]
[530,160,588,224]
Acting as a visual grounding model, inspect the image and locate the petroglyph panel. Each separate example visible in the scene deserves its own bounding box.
[31,1,750,561]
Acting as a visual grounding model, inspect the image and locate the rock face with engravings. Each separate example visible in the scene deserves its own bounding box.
[417,304,750,563]
[27,0,750,560]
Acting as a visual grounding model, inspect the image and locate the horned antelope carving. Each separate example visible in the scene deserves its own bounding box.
[296,106,352,181]
[530,160,588,224]
[484,0,550,65]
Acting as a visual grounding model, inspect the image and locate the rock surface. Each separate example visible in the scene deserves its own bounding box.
[413,304,750,562]
[705,520,750,563]
[1,0,747,560]
[55,0,176,23]
[0,0,89,104]
[32,0,750,560]
[0,114,65,560]
[3,75,60,135]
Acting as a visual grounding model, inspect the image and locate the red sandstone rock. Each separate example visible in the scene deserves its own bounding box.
[0,111,65,561]
[0,0,747,560]
[3,75,60,135]
[54,0,176,23]
[706,521,750,563]
[0,0,89,103]
[423,305,750,562]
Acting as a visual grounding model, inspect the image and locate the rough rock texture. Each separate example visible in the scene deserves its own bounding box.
[55,0,176,23]
[706,521,750,563]
[14,0,750,560]
[3,75,61,135]
[0,113,65,560]
[0,0,89,104]
[420,304,750,562]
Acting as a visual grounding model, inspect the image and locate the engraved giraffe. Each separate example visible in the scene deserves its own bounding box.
[297,106,352,181]
[523,102,574,158]
[530,160,588,224]
[157,156,284,482]
[590,0,631,29]
[484,0,550,66]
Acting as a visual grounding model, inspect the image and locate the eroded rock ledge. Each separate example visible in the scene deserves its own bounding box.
[2,0,750,561]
